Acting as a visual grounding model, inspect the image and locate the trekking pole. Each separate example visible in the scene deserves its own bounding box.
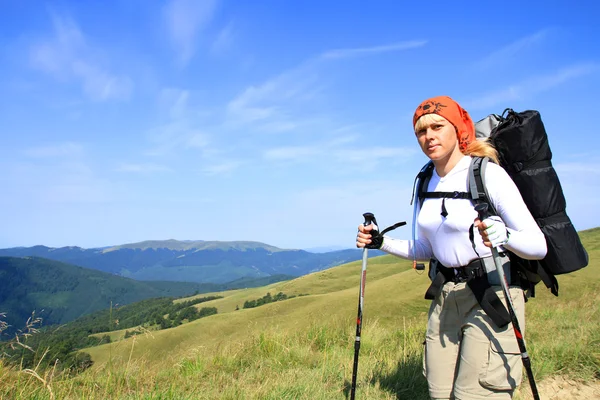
[475,203,540,400]
[350,212,375,400]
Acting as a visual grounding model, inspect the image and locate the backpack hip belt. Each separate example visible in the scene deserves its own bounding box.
[424,255,513,328]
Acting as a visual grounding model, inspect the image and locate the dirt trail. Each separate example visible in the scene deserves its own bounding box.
[517,376,600,400]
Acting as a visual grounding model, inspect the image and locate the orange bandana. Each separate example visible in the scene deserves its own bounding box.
[413,96,475,152]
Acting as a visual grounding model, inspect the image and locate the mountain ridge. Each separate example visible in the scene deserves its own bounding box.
[0,239,380,284]
[102,239,287,253]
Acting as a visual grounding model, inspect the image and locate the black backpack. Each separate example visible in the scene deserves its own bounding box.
[415,109,589,298]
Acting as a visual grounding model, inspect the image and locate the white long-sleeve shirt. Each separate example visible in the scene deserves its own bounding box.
[381,156,547,268]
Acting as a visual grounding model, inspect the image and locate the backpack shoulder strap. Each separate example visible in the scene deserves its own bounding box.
[415,161,471,202]
[412,161,435,206]
[468,156,498,215]
[410,161,435,271]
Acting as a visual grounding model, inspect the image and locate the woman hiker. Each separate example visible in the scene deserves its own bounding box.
[356,95,547,399]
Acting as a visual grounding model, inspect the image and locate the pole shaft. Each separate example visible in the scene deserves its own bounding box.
[490,248,540,400]
[350,247,368,400]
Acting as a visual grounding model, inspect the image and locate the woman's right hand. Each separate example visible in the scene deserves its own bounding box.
[356,224,375,248]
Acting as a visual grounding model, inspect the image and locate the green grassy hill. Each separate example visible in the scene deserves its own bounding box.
[0,256,291,333]
[1,230,598,399]
[85,255,425,365]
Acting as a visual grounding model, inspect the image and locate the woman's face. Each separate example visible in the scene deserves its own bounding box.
[415,116,460,162]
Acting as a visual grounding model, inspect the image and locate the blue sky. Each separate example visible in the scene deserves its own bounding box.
[1,0,599,250]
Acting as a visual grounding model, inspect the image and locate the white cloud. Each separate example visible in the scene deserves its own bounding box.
[264,146,321,161]
[528,63,597,90]
[555,162,600,175]
[158,88,191,119]
[144,98,212,157]
[263,143,415,168]
[11,142,119,204]
[259,120,303,133]
[145,126,211,156]
[227,91,278,123]
[115,163,173,173]
[186,132,210,149]
[211,22,235,54]
[226,61,320,127]
[332,147,415,163]
[321,40,427,60]
[164,0,219,65]
[475,29,550,69]
[260,180,416,248]
[227,39,425,134]
[327,134,359,146]
[29,13,133,101]
[552,161,600,230]
[465,63,598,110]
[24,142,84,158]
[465,86,521,110]
[201,160,243,176]
[72,61,133,101]
[4,156,114,204]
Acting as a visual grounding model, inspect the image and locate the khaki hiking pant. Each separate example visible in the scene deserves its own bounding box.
[424,281,525,400]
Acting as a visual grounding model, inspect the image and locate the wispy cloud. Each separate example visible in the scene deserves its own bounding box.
[321,40,427,59]
[227,39,425,134]
[8,148,113,204]
[29,12,133,101]
[24,142,84,158]
[264,146,321,161]
[211,22,235,54]
[465,87,521,110]
[115,163,173,173]
[186,132,210,149]
[146,87,216,155]
[465,63,598,110]
[332,147,415,163]
[158,88,191,119]
[145,120,212,156]
[201,160,243,176]
[164,0,219,65]
[262,179,416,248]
[475,29,550,69]
[226,60,322,132]
[530,63,597,90]
[555,162,600,175]
[263,143,415,167]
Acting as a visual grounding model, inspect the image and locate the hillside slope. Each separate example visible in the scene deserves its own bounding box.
[84,255,431,366]
[80,229,599,399]
[0,256,289,332]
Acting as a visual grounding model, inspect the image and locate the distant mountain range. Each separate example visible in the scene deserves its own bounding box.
[0,240,381,284]
[0,256,292,333]
[303,245,351,253]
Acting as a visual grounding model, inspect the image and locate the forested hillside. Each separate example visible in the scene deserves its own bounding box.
[0,256,291,334]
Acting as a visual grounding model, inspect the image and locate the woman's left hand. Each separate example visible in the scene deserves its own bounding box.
[474,216,509,248]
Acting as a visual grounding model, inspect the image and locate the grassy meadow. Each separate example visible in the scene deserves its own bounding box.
[1,229,599,399]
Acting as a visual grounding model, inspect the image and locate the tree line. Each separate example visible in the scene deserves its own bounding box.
[0,294,222,375]
[242,292,306,309]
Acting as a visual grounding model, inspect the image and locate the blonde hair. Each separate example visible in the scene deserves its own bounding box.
[413,113,446,133]
[413,113,499,164]
[464,139,499,164]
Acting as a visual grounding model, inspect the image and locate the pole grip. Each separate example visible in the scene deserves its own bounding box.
[474,203,490,221]
[363,212,375,227]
